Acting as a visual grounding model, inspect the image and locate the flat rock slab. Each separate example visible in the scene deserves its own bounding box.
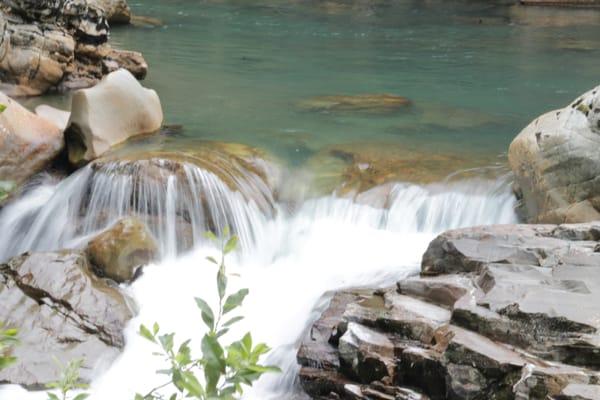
[298,222,600,399]
[0,251,135,388]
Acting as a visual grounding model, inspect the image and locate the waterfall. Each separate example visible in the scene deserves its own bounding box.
[0,158,275,261]
[0,162,518,400]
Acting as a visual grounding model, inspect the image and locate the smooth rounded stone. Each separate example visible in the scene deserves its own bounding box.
[92,0,131,24]
[509,85,600,224]
[0,250,135,388]
[298,94,412,114]
[86,217,158,283]
[0,92,64,184]
[65,69,163,165]
[35,104,71,132]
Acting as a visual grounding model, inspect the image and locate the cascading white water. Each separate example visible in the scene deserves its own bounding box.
[0,158,274,261]
[0,163,518,400]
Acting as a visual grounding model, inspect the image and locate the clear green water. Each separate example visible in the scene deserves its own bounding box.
[66,1,600,171]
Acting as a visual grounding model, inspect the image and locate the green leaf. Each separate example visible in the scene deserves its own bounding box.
[139,324,156,343]
[224,235,238,254]
[0,104,6,113]
[206,256,218,265]
[73,394,90,400]
[223,226,231,238]
[223,289,249,314]
[158,333,175,353]
[204,231,218,242]
[194,297,215,331]
[46,393,60,400]
[217,266,227,301]
[152,322,160,335]
[180,371,204,397]
[223,316,243,328]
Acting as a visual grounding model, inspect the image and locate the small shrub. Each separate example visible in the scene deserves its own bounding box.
[136,229,280,400]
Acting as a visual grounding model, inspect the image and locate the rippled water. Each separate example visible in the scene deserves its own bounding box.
[109,0,600,163]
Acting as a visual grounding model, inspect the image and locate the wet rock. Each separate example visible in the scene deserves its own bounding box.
[0,92,64,184]
[299,222,600,399]
[0,1,146,96]
[509,85,600,223]
[86,217,158,283]
[65,69,163,165]
[298,94,412,114]
[92,0,131,24]
[0,250,135,388]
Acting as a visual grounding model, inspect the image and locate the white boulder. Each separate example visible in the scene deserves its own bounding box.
[65,69,163,165]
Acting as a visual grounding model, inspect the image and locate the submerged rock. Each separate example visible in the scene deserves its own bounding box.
[65,69,163,165]
[509,85,600,223]
[307,142,501,195]
[298,94,412,114]
[86,217,158,283]
[0,92,64,184]
[0,250,135,388]
[0,1,145,96]
[298,222,600,399]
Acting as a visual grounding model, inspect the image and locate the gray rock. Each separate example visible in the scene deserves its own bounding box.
[299,222,600,399]
[0,250,135,388]
[509,85,600,223]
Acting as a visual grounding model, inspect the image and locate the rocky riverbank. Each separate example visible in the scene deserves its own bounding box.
[298,222,600,399]
[0,0,144,96]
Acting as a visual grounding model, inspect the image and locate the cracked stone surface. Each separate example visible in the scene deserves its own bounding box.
[0,250,135,388]
[298,222,600,400]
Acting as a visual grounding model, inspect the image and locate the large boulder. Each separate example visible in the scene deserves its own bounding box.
[0,92,64,185]
[65,69,163,165]
[298,222,600,399]
[0,1,146,96]
[0,250,135,388]
[509,85,600,223]
[86,217,158,283]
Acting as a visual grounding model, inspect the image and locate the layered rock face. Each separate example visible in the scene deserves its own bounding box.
[0,250,135,388]
[298,223,600,399]
[509,85,600,223]
[0,0,145,96]
[0,92,64,185]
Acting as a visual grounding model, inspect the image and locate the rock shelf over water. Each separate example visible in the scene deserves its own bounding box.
[298,222,600,399]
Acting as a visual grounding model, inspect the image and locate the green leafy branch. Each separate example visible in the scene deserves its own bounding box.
[46,358,89,400]
[136,228,280,400]
[0,322,18,371]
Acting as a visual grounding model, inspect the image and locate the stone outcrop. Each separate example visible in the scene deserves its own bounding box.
[0,92,64,185]
[0,0,145,96]
[298,223,600,399]
[0,250,135,388]
[86,217,158,283]
[93,0,131,24]
[65,69,163,165]
[509,85,600,224]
